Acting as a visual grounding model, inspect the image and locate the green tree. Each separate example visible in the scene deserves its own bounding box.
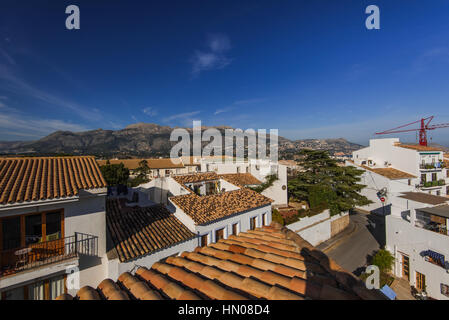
[99,163,130,186]
[372,249,395,274]
[288,149,371,216]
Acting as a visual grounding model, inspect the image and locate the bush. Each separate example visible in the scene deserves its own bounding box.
[372,249,395,274]
[271,209,284,225]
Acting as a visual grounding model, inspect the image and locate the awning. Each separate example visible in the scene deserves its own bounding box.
[380,285,396,300]
[421,250,445,265]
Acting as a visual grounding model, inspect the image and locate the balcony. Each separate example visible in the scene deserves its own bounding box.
[0,232,98,279]
[418,179,446,189]
[420,162,445,170]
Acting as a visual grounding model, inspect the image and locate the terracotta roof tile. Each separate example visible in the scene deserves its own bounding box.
[0,156,107,205]
[172,172,219,185]
[170,188,273,225]
[218,173,262,187]
[106,199,195,262]
[59,223,385,300]
[97,158,184,170]
[396,143,443,152]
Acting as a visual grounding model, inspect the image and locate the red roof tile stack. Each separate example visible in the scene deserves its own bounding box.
[170,188,273,225]
[219,173,262,187]
[58,223,385,300]
[0,156,107,205]
[106,199,195,262]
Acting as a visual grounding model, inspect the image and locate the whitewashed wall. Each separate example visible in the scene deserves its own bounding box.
[286,210,348,246]
[386,215,449,300]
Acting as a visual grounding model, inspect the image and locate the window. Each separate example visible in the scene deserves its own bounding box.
[416,271,426,291]
[437,190,441,196]
[165,169,170,175]
[262,213,267,226]
[1,274,66,300]
[432,173,437,182]
[25,214,42,245]
[215,228,224,242]
[250,217,257,230]
[408,179,411,186]
[421,174,427,184]
[441,284,449,298]
[2,217,21,250]
[237,167,240,173]
[46,212,62,241]
[200,234,208,247]
[232,223,238,236]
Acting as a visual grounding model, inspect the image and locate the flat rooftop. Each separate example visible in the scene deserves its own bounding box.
[398,192,449,205]
[418,205,449,219]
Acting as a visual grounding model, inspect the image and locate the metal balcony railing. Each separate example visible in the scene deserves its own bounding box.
[420,162,445,170]
[418,180,446,189]
[0,232,98,278]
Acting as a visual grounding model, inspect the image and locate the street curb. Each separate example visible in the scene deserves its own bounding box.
[321,221,357,253]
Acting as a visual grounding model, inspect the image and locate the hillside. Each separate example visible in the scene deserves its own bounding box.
[0,123,364,158]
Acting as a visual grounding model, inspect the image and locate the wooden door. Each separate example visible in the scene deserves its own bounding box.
[200,234,208,247]
[232,223,238,236]
[401,254,409,281]
[250,217,257,230]
[215,228,224,242]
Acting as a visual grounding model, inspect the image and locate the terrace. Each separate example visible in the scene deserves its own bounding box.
[0,232,98,279]
[415,205,449,237]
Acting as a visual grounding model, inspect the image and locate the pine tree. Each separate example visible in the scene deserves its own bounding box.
[288,149,371,215]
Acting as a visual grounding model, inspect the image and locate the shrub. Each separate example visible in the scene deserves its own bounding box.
[271,209,284,225]
[372,249,395,274]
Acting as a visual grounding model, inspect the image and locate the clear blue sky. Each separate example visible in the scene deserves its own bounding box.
[1,0,449,146]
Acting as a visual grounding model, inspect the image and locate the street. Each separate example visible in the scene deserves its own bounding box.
[317,209,385,275]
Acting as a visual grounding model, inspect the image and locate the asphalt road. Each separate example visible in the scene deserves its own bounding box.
[317,209,385,275]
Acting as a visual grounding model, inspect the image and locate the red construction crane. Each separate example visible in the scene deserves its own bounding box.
[375,116,449,146]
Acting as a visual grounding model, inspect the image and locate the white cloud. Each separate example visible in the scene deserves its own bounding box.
[142,107,158,117]
[214,98,266,115]
[191,34,232,76]
[162,111,201,126]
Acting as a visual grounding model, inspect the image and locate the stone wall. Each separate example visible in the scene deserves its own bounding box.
[330,213,350,237]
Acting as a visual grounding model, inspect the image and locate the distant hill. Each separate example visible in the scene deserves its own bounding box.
[0,123,364,158]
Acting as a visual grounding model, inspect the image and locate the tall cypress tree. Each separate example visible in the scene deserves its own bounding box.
[288,149,371,215]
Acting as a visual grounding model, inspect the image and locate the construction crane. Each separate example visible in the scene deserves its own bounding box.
[375,116,449,146]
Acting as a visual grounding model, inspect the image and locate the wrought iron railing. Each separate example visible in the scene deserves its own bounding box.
[0,232,98,278]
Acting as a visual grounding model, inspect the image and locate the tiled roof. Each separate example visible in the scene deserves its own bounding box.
[0,156,106,205]
[398,192,449,205]
[349,161,416,180]
[219,173,262,187]
[170,188,273,225]
[365,167,416,180]
[106,199,195,262]
[172,172,219,185]
[396,144,442,152]
[97,158,185,170]
[57,224,385,300]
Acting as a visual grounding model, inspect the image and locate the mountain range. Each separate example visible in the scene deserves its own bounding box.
[0,123,365,158]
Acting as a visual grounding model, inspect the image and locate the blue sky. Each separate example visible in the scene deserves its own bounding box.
[1,0,449,146]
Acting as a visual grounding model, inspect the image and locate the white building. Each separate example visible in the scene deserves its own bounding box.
[386,192,449,299]
[0,156,109,300]
[104,172,273,281]
[349,138,448,215]
[197,157,288,206]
